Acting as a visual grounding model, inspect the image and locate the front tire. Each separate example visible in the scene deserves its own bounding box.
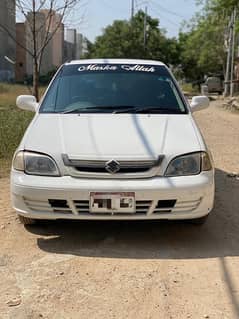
[18,215,36,225]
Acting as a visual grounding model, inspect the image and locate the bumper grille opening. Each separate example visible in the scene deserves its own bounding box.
[48,199,72,214]
[154,199,177,214]
[48,199,68,208]
[154,198,202,214]
[157,200,177,208]
[74,200,90,213]
[172,198,201,212]
[136,200,152,214]
[74,167,150,173]
[24,198,73,214]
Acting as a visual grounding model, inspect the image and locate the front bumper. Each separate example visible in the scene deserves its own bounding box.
[11,171,215,220]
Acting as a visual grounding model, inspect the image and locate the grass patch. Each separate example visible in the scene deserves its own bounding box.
[0,109,34,157]
[0,83,30,110]
[0,84,10,94]
[181,83,200,95]
[0,83,46,177]
[0,108,34,177]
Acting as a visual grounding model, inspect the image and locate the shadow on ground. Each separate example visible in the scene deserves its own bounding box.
[26,169,239,260]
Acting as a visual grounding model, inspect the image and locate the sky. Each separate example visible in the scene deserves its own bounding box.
[75,0,202,41]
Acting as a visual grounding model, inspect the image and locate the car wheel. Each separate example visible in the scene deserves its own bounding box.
[18,215,36,225]
[188,214,209,225]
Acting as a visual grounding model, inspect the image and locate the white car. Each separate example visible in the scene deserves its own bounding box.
[11,59,214,225]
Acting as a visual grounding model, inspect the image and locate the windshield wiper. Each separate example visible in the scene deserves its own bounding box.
[61,105,183,114]
[114,106,183,114]
[61,106,100,114]
[61,105,139,114]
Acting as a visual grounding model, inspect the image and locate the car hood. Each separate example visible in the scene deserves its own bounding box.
[23,114,203,161]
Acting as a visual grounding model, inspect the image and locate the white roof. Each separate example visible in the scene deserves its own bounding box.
[66,58,165,66]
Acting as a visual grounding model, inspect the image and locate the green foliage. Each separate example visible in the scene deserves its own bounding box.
[24,68,57,86]
[86,11,180,66]
[39,69,58,85]
[209,0,239,29]
[178,0,229,82]
[181,83,200,95]
[211,0,239,11]
[197,0,238,11]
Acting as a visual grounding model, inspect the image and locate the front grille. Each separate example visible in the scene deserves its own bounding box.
[62,154,164,175]
[72,160,156,174]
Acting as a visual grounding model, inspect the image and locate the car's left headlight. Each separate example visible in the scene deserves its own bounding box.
[165,152,212,177]
[13,151,60,176]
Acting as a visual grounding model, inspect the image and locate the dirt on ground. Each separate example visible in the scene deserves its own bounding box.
[1,100,239,319]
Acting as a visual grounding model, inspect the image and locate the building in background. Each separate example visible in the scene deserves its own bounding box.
[0,0,16,81]
[41,10,64,69]
[0,2,87,82]
[64,28,77,61]
[15,23,26,82]
[25,10,64,77]
[64,29,88,62]
[76,33,88,59]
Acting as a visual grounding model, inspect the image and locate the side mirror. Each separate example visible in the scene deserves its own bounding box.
[16,95,38,112]
[190,96,210,113]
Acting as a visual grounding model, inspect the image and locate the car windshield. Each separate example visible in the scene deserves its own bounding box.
[40,63,187,114]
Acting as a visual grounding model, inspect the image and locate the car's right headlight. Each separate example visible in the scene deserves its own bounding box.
[13,151,60,176]
[165,152,212,177]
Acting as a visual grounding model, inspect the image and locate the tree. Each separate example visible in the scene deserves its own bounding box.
[86,11,180,67]
[178,0,239,87]
[0,0,80,100]
[178,1,229,83]
[209,0,239,11]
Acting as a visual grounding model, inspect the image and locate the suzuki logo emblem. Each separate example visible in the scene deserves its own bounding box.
[105,160,120,174]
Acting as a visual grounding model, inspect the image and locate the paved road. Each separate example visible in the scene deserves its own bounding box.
[1,101,239,319]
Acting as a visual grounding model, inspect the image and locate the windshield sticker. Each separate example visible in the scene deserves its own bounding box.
[121,65,155,72]
[78,64,156,73]
[78,64,118,72]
